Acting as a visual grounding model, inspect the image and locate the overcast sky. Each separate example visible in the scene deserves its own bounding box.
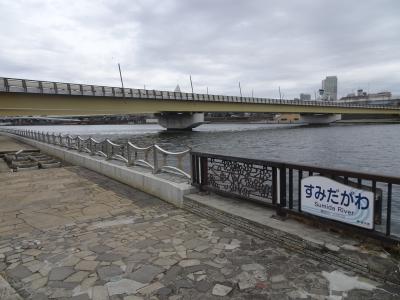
[1,0,399,99]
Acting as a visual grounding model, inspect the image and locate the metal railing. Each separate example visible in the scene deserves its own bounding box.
[191,152,400,243]
[0,76,397,110]
[2,128,191,180]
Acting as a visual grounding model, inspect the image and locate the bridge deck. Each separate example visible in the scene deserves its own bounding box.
[1,77,400,116]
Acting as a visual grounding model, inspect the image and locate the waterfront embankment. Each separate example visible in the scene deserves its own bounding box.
[1,134,400,299]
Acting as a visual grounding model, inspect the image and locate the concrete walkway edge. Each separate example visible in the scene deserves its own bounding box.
[3,133,196,208]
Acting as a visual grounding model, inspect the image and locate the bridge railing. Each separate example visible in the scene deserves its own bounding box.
[1,128,191,181]
[191,151,400,243]
[0,76,394,110]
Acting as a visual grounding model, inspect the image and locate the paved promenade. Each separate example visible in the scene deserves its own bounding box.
[0,135,399,299]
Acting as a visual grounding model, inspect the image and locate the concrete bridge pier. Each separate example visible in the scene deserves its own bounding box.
[300,113,342,124]
[157,112,205,130]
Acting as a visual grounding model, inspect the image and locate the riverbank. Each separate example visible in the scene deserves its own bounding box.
[1,134,400,299]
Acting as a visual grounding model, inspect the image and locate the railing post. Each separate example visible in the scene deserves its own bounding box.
[38,81,43,94]
[127,143,132,166]
[4,78,9,92]
[272,167,277,205]
[191,153,197,184]
[153,145,158,173]
[199,156,208,191]
[277,166,287,217]
[89,139,94,155]
[22,80,27,93]
[106,140,112,160]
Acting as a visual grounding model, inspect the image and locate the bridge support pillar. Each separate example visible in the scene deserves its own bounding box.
[300,113,341,124]
[157,112,205,130]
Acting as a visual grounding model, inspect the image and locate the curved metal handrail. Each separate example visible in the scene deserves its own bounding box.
[127,142,154,169]
[1,128,192,179]
[153,144,191,156]
[153,144,191,179]
[88,137,107,157]
[105,139,128,163]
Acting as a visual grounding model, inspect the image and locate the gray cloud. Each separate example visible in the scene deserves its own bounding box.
[0,0,399,98]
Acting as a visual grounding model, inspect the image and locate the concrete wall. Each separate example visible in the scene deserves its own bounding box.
[300,113,342,124]
[158,112,205,130]
[6,134,196,208]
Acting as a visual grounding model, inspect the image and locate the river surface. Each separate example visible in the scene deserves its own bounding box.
[9,123,400,235]
[13,123,400,177]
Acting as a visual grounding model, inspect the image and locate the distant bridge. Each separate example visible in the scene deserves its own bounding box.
[1,77,399,129]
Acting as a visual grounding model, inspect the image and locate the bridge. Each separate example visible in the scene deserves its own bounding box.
[1,77,399,129]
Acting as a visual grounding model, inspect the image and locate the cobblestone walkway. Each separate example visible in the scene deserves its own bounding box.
[0,167,399,299]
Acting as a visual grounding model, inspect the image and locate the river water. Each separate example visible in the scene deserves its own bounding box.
[10,123,400,235]
[14,123,399,176]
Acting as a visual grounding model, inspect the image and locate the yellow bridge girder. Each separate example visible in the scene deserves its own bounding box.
[0,93,400,117]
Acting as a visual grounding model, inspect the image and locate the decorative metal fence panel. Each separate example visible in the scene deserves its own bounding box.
[207,157,274,204]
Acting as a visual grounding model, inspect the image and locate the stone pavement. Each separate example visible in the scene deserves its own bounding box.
[0,135,37,153]
[1,166,400,299]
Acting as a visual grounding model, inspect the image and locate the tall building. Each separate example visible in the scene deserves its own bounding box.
[321,76,338,101]
[300,93,311,101]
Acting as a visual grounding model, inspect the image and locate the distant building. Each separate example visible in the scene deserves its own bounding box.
[174,85,181,92]
[300,93,311,101]
[321,76,338,101]
[341,90,391,101]
[339,90,400,106]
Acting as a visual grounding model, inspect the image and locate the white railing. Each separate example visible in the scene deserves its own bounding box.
[1,128,191,180]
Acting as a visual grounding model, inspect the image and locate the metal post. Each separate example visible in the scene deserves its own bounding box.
[22,80,27,93]
[239,81,242,97]
[272,167,277,205]
[39,81,43,94]
[190,75,194,94]
[118,63,125,97]
[4,78,9,92]
[278,166,287,216]
[200,157,208,191]
[386,183,392,236]
[153,145,158,174]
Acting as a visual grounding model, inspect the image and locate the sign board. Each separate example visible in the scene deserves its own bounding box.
[301,176,374,229]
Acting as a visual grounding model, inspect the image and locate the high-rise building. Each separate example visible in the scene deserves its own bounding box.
[321,76,338,101]
[300,93,311,101]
